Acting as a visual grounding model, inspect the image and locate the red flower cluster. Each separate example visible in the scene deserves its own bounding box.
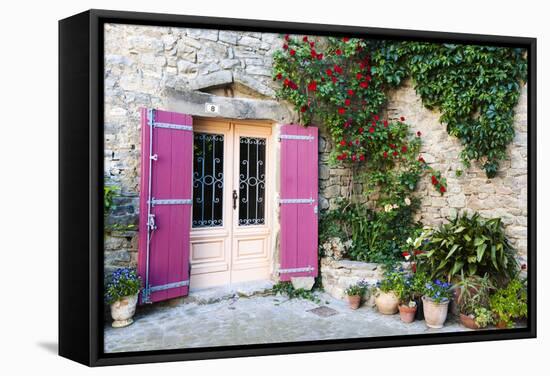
[308,81,317,92]
[283,78,298,90]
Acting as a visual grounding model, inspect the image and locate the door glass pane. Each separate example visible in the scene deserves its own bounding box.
[239,137,266,226]
[192,133,224,228]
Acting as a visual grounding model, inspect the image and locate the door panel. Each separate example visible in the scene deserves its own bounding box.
[231,123,272,283]
[137,108,193,304]
[189,119,273,290]
[189,120,233,290]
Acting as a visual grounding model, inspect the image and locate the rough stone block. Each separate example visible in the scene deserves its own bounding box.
[188,70,233,90]
[219,31,238,45]
[290,277,315,291]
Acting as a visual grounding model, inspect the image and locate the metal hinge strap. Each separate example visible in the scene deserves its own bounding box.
[153,122,193,131]
[279,198,315,205]
[149,198,193,206]
[279,266,314,274]
[147,108,193,131]
[142,280,190,303]
[279,134,314,141]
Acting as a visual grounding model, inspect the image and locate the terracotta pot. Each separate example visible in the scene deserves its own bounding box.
[399,304,417,323]
[375,291,399,315]
[422,296,449,328]
[496,320,508,329]
[110,294,138,328]
[460,313,480,329]
[348,295,361,310]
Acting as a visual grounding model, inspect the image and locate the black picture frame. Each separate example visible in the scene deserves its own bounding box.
[59,9,537,367]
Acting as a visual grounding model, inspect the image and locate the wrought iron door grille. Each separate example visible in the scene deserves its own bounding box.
[238,137,266,226]
[192,133,224,228]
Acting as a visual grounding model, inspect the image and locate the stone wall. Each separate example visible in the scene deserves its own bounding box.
[321,258,384,301]
[386,81,528,257]
[103,23,528,276]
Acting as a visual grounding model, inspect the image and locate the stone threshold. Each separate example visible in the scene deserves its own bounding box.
[183,280,275,305]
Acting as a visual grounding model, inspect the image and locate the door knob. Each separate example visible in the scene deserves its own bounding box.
[233,190,238,210]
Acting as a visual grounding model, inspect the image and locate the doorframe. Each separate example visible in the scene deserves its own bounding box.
[189,117,277,290]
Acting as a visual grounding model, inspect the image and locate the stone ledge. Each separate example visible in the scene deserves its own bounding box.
[321,257,385,301]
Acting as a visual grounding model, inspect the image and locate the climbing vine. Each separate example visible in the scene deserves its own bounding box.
[274,36,527,179]
[273,36,446,210]
[372,42,527,177]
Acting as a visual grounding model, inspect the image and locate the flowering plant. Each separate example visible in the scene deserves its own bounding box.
[345,283,366,297]
[378,269,406,294]
[321,237,353,260]
[105,268,141,304]
[273,35,446,202]
[423,279,453,303]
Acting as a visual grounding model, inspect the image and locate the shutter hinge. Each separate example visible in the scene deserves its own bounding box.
[279,266,314,274]
[278,134,314,142]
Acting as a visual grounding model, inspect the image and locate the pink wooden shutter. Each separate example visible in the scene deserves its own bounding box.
[138,108,193,303]
[279,124,319,281]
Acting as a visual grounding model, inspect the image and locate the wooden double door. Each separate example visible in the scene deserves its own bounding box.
[188,118,273,289]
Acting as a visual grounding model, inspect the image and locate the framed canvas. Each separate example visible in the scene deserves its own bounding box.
[59,9,537,366]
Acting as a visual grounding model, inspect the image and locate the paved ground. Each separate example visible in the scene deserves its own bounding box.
[104,289,475,353]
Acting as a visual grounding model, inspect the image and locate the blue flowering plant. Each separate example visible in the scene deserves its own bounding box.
[423,279,453,304]
[105,267,141,304]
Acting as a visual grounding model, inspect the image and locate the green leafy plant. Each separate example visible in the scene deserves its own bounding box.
[474,307,494,328]
[105,268,141,304]
[104,185,119,216]
[489,278,527,328]
[454,273,495,315]
[378,269,406,294]
[419,212,519,283]
[345,283,365,296]
[410,271,430,298]
[271,281,320,303]
[319,199,423,266]
[373,42,527,177]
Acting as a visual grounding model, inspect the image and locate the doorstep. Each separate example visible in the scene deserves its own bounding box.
[184,279,275,305]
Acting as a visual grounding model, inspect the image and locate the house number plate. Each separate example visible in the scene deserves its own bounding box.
[205,103,219,114]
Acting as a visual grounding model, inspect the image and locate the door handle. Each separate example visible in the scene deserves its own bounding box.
[233,190,238,210]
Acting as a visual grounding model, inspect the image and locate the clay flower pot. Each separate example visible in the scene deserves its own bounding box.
[460,313,480,329]
[110,294,138,328]
[348,295,361,310]
[496,320,508,329]
[375,291,399,315]
[399,304,417,323]
[422,296,449,328]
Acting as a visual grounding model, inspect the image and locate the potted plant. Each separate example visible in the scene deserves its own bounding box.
[422,279,453,328]
[105,267,142,328]
[375,270,402,315]
[490,278,528,328]
[345,283,365,310]
[419,212,519,285]
[473,307,494,329]
[410,271,429,320]
[454,274,494,329]
[393,274,416,323]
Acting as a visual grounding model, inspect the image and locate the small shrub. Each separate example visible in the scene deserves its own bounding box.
[105,268,141,304]
[489,278,527,328]
[419,212,518,284]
